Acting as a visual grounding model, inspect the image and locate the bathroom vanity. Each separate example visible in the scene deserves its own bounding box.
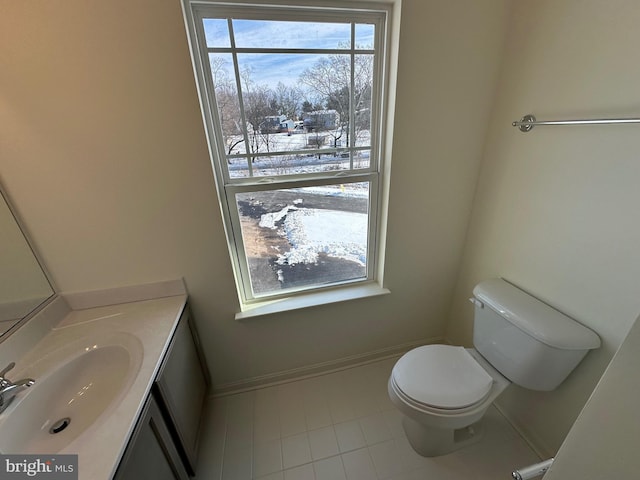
[0,282,210,480]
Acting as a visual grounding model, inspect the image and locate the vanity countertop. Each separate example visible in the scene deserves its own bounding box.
[2,293,188,480]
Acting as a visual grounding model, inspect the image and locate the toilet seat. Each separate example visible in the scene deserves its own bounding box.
[391,345,494,411]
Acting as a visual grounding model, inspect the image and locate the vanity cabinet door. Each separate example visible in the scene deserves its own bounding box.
[155,307,209,475]
[114,395,189,480]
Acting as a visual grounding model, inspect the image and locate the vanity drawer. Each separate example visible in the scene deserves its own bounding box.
[154,306,209,475]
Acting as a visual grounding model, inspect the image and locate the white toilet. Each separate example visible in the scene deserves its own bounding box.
[388,278,601,457]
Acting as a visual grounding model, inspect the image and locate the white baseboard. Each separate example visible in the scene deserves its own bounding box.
[212,336,443,396]
[493,399,553,459]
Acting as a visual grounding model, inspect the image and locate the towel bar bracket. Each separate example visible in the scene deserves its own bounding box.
[513,114,536,132]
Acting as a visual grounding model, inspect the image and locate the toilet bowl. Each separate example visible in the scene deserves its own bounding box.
[388,345,510,456]
[387,278,601,457]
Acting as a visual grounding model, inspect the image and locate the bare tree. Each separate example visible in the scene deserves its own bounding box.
[274,82,303,120]
[210,56,246,156]
[240,67,277,159]
[299,48,374,147]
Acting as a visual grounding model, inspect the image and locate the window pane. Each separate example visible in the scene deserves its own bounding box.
[355,23,375,48]
[236,183,370,296]
[203,18,231,48]
[354,128,371,148]
[232,20,352,49]
[353,149,371,169]
[209,53,247,155]
[353,54,373,151]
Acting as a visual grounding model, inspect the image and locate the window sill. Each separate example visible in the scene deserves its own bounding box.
[235,283,390,321]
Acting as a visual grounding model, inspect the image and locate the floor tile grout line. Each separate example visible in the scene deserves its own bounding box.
[252,441,398,480]
[255,453,343,480]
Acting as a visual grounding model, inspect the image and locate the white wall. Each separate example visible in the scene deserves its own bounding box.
[0,0,509,388]
[447,0,640,456]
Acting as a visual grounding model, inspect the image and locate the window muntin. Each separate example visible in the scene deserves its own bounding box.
[187,2,390,307]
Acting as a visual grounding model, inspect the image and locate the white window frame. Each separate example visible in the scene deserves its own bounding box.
[182,0,397,317]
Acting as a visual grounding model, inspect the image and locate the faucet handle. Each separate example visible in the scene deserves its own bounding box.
[0,362,15,379]
[13,378,35,388]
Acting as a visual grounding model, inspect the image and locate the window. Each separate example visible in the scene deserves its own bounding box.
[182,0,395,314]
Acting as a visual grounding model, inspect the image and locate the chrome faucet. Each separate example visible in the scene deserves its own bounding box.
[0,362,35,413]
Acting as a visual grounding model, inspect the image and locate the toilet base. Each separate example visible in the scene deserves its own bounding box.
[402,415,485,457]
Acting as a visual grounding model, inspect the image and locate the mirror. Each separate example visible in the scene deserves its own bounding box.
[0,186,54,338]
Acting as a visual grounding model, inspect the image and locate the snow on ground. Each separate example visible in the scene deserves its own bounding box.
[270,208,368,266]
[226,130,371,156]
[259,205,298,229]
[298,184,369,198]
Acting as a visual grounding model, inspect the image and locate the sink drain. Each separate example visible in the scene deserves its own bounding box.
[49,418,71,434]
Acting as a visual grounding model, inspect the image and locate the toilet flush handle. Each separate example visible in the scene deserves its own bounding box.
[469,297,484,308]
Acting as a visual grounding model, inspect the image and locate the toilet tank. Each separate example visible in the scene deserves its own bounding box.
[472,279,600,391]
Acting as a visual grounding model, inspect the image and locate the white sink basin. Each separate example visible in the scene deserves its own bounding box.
[0,331,143,454]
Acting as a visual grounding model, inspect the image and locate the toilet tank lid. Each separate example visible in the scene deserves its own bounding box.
[473,279,601,350]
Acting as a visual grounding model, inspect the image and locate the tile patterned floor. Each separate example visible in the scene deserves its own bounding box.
[194,357,540,480]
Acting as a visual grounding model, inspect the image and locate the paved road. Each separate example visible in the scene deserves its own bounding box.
[238,189,368,219]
